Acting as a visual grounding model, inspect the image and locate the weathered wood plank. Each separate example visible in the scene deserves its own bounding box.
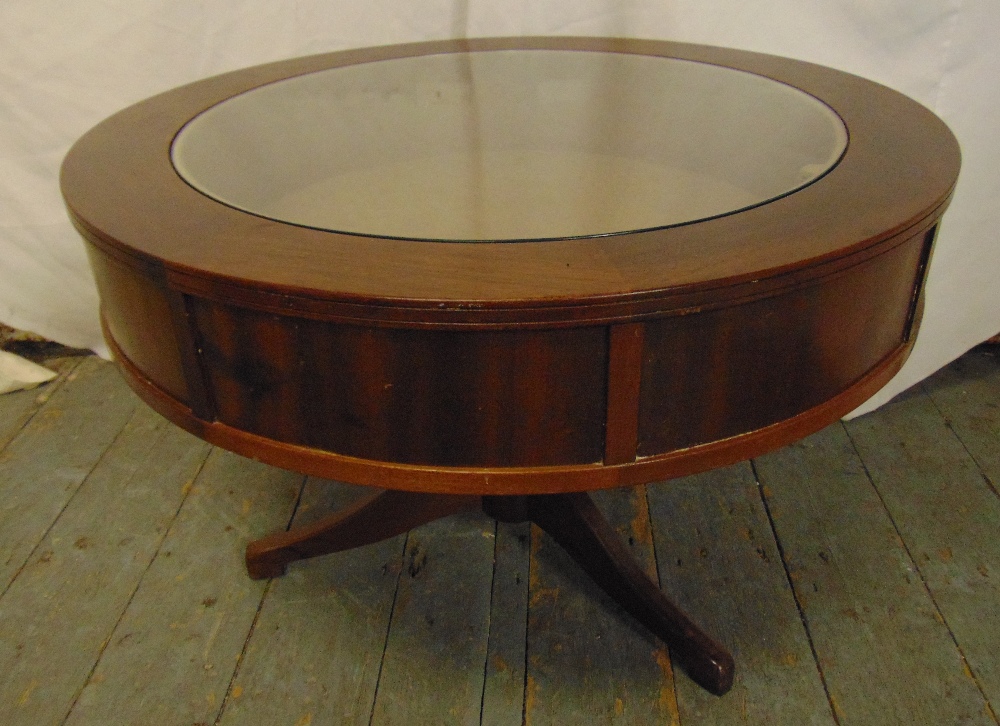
[646,463,834,724]
[524,486,679,726]
[62,449,303,726]
[845,387,1000,713]
[0,354,82,451]
[369,509,496,726]
[0,402,211,725]
[217,479,405,726]
[480,520,531,726]
[922,346,1000,492]
[0,357,139,593]
[756,425,994,723]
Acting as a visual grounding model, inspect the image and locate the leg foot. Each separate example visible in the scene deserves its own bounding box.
[527,492,735,696]
[245,489,477,580]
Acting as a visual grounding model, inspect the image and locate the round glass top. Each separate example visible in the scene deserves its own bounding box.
[171,49,848,241]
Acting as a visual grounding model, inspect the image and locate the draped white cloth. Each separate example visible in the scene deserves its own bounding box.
[2,1,997,414]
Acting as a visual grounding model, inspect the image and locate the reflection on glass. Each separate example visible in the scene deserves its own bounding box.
[172,50,847,241]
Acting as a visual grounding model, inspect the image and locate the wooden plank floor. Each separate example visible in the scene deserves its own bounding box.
[1,346,999,725]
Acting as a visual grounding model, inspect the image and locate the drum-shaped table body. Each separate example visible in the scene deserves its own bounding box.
[61,38,960,695]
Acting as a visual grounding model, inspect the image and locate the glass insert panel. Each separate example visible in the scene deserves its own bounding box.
[172,50,848,241]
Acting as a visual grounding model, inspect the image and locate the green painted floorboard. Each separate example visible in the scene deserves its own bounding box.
[0,354,81,452]
[0,358,138,592]
[218,479,405,726]
[480,520,531,726]
[845,385,1000,716]
[523,487,678,726]
[370,509,496,726]
[62,449,302,726]
[648,464,834,725]
[0,402,211,725]
[756,424,994,723]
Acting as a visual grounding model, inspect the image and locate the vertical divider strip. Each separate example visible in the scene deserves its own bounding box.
[165,288,216,422]
[604,322,645,465]
[904,223,938,342]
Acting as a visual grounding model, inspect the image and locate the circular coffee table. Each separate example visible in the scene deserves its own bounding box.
[61,37,960,696]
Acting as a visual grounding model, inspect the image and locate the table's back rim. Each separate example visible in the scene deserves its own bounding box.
[61,36,961,327]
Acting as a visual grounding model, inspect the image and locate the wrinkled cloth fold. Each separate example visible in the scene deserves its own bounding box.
[0,350,56,395]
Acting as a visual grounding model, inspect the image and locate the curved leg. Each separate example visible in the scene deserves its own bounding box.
[245,489,478,579]
[527,492,735,696]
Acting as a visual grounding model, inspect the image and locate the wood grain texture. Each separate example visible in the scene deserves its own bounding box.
[218,479,403,726]
[62,449,302,726]
[86,247,190,405]
[646,464,834,723]
[106,320,916,495]
[529,491,733,695]
[245,488,477,579]
[0,402,211,726]
[0,357,139,592]
[755,424,995,723]
[480,520,532,726]
[638,226,932,455]
[190,299,608,467]
[923,345,1000,491]
[845,387,1000,710]
[605,323,644,465]
[369,510,496,725]
[0,354,80,451]
[524,487,680,725]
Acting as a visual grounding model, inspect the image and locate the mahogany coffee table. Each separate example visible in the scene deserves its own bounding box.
[61,37,960,696]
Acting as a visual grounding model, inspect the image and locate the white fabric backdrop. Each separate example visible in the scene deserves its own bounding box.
[2,1,997,415]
